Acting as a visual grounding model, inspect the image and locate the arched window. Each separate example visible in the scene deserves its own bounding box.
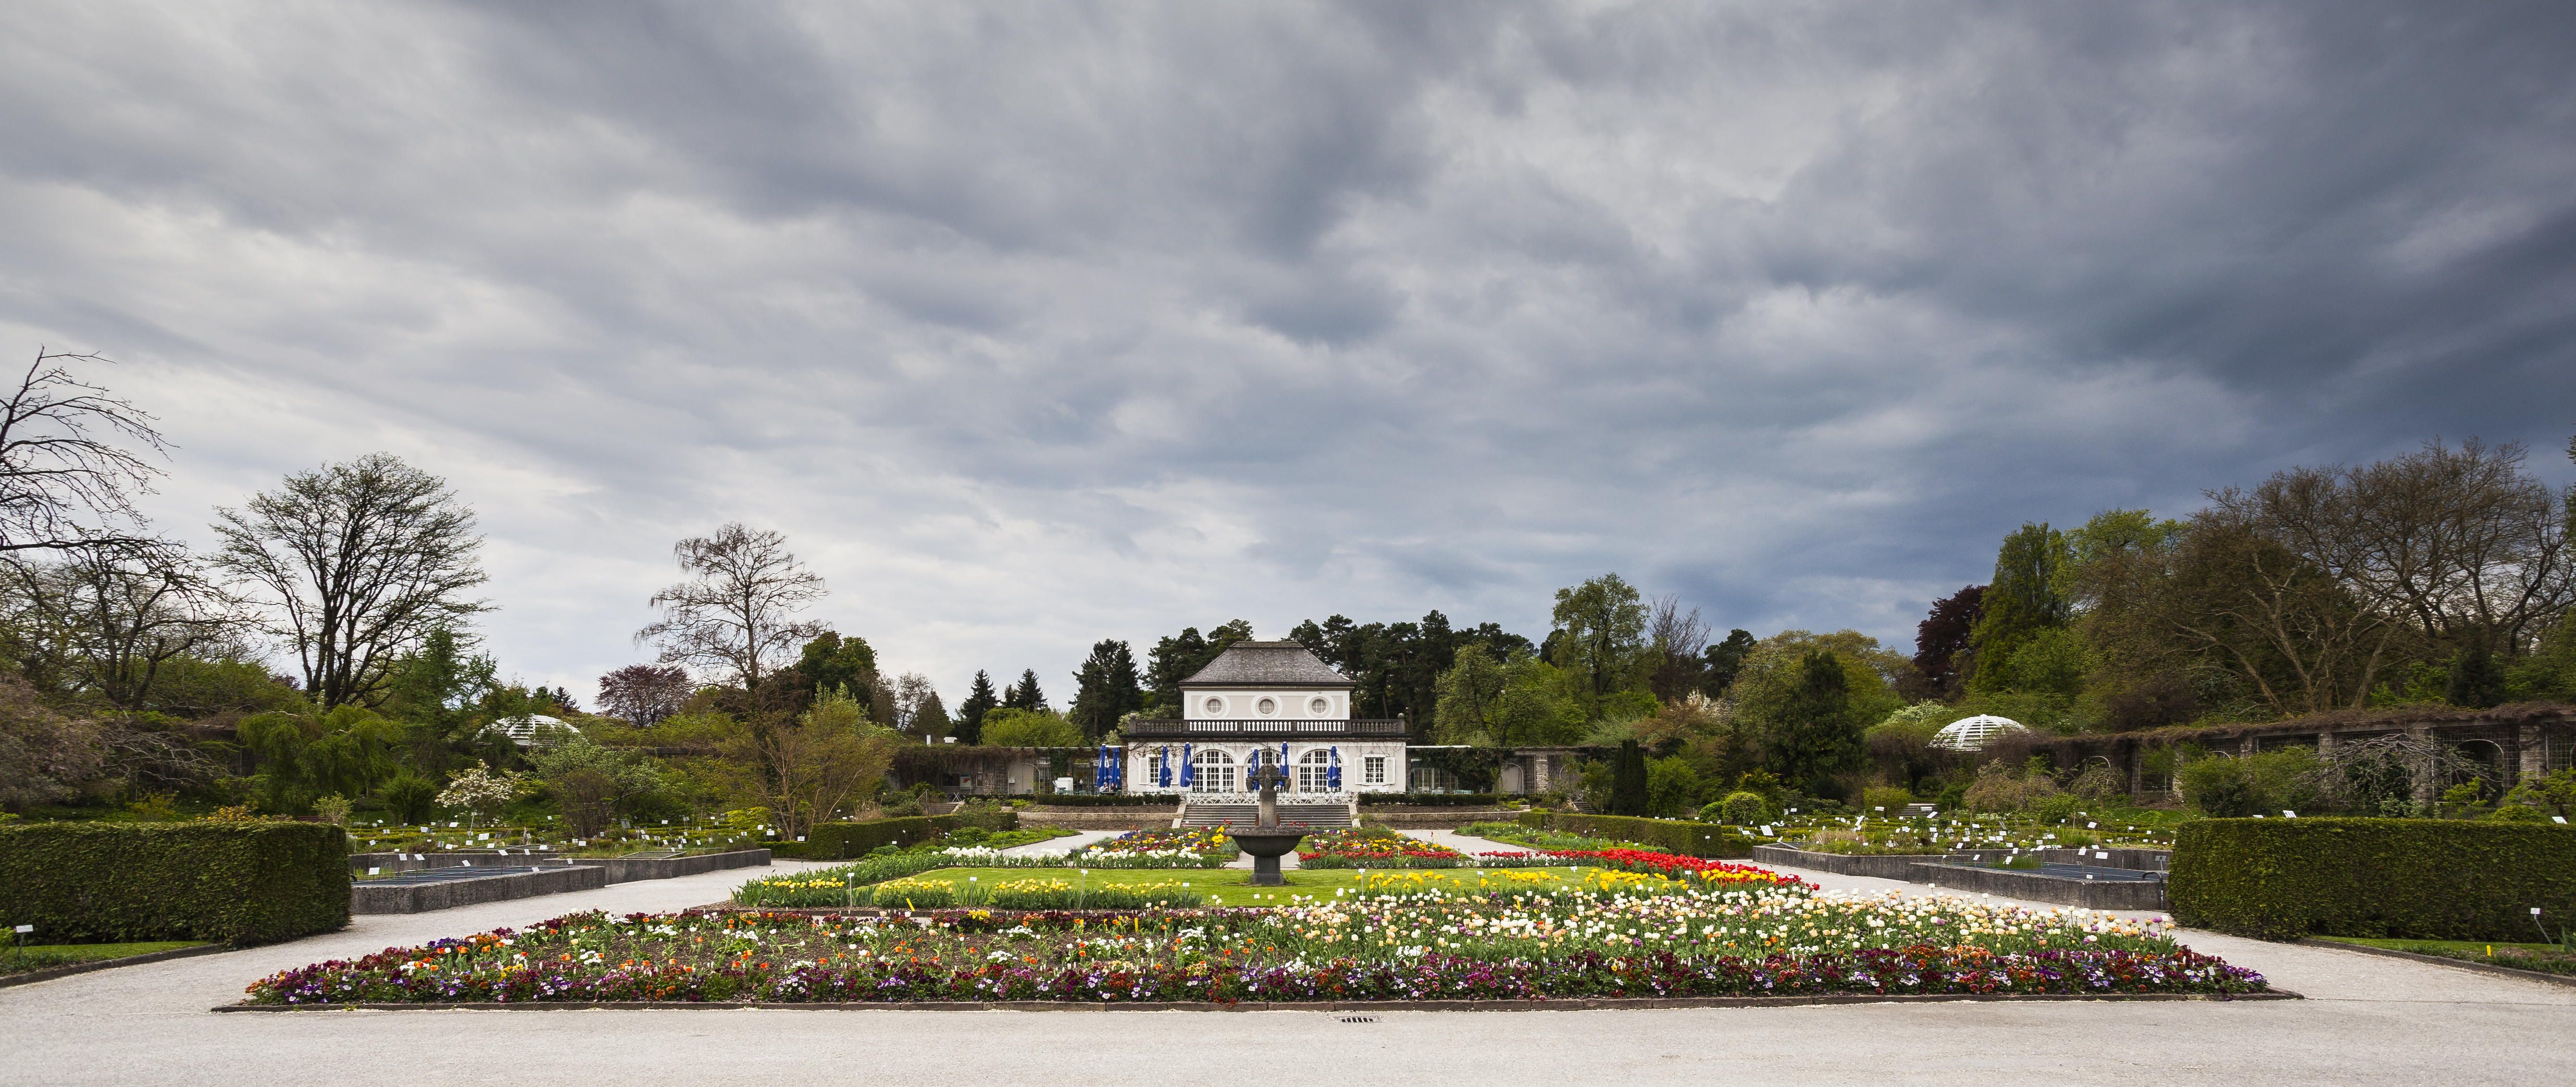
[1298,748,1334,793]
[1192,748,1237,793]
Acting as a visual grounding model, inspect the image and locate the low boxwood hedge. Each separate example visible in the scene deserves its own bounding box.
[2171,817,2576,941]
[0,822,350,947]
[1360,793,1514,807]
[796,812,1019,860]
[1524,812,1757,859]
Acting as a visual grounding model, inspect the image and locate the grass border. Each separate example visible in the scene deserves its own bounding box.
[1,943,228,990]
[211,990,2299,1014]
[2298,938,2576,989]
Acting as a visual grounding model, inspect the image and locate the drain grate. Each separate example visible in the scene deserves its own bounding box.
[1340,1016,1376,1023]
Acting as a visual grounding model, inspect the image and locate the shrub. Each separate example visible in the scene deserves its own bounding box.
[1709,792,1769,825]
[1540,813,1756,859]
[2169,818,2576,941]
[2031,794,2081,825]
[2178,749,2322,817]
[0,822,350,946]
[2490,804,2546,823]
[1859,786,1913,814]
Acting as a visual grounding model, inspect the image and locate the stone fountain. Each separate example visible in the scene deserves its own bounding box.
[1229,758,1308,886]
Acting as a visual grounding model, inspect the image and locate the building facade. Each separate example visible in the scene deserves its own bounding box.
[1122,640,1408,796]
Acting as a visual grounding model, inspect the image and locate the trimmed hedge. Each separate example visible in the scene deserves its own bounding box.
[2171,818,2576,941]
[1360,793,1514,807]
[1529,812,1757,859]
[0,822,351,947]
[1010,795,1178,807]
[795,812,1019,860]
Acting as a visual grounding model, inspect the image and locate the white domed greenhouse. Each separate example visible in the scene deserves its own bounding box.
[1931,714,2027,751]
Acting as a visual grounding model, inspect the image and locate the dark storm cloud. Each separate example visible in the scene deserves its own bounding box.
[0,0,2569,696]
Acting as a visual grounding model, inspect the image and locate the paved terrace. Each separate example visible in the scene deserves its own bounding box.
[1,842,2566,1087]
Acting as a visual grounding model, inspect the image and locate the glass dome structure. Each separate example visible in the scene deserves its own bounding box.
[1930,714,2027,751]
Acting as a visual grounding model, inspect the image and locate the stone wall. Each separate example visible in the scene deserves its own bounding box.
[1907,862,2169,910]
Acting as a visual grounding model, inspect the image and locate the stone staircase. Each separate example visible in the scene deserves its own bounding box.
[1176,800,1355,830]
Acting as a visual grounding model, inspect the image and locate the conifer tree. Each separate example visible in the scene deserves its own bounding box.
[954,670,999,744]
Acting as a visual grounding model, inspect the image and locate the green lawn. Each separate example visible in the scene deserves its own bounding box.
[2310,935,2576,977]
[872,865,1600,907]
[2,941,206,975]
[2310,935,2560,954]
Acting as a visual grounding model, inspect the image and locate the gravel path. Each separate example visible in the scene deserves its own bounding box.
[2,848,2568,1087]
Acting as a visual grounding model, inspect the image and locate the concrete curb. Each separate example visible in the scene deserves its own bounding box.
[210,989,2299,1013]
[2297,938,2576,988]
[0,943,229,989]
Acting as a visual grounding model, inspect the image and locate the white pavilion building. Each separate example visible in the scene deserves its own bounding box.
[1121,640,1410,796]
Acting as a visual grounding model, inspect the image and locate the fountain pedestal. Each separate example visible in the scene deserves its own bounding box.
[1235,760,1306,887]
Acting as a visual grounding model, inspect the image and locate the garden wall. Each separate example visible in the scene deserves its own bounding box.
[1751,845,1974,880]
[588,849,770,883]
[2170,818,2576,941]
[1533,813,1757,858]
[1910,863,2169,910]
[0,822,350,947]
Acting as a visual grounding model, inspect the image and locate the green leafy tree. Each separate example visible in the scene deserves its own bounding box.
[2447,640,2507,709]
[237,704,405,815]
[1968,523,2072,693]
[790,632,877,703]
[1004,669,1047,712]
[1701,629,1756,698]
[1066,639,1142,740]
[1432,643,1587,746]
[1765,650,1864,795]
[977,707,1082,747]
[1549,574,1651,715]
[524,736,667,837]
[1645,755,1702,817]
[954,670,999,744]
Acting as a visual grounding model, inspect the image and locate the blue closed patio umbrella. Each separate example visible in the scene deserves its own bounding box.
[1158,746,1172,788]
[1327,746,1342,791]
[1179,743,1194,788]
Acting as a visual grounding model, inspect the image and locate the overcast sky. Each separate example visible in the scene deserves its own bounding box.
[4,2,2571,706]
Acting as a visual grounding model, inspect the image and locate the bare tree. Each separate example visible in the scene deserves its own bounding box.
[211,453,489,709]
[596,663,695,726]
[634,524,826,688]
[0,546,242,710]
[0,349,171,558]
[2223,438,2573,654]
[889,672,942,738]
[1645,595,1712,704]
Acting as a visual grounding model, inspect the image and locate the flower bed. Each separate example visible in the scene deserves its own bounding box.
[243,882,2266,1006]
[1294,828,1478,868]
[1070,828,1238,862]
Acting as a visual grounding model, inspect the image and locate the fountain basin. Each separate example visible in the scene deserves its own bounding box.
[1229,831,1308,886]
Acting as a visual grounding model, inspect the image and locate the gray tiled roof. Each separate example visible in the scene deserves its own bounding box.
[1179,640,1354,688]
